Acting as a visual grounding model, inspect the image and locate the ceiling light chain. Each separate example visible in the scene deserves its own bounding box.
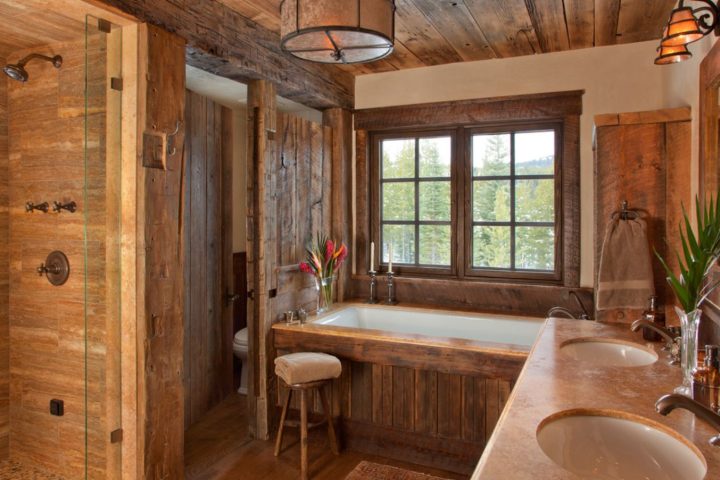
[656,0,720,64]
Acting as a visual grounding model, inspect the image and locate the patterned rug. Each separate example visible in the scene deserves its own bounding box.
[344,461,452,480]
[0,461,65,480]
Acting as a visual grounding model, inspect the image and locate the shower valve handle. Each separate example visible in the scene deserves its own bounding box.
[37,263,61,276]
[26,201,49,213]
[53,201,77,213]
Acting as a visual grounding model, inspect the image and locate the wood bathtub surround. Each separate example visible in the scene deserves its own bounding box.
[472,318,720,479]
[273,303,528,474]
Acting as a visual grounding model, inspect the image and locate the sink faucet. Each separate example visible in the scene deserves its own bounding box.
[569,290,591,320]
[630,319,681,357]
[656,393,720,446]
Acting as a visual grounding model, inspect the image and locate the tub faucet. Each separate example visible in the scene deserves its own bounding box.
[656,393,720,446]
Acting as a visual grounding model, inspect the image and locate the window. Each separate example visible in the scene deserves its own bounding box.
[379,133,454,270]
[372,123,562,282]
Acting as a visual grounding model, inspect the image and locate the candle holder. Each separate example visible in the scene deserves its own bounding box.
[385,271,398,305]
[367,270,379,304]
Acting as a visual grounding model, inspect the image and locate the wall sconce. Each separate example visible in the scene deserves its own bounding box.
[656,0,720,65]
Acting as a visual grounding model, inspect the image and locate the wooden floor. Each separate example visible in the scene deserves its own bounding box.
[184,393,467,480]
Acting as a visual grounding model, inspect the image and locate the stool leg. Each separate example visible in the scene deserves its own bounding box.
[274,387,292,457]
[319,386,339,456]
[300,389,308,480]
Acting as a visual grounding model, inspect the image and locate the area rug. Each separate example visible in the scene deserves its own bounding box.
[344,461,452,480]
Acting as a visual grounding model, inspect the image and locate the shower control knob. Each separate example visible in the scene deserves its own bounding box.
[36,251,70,286]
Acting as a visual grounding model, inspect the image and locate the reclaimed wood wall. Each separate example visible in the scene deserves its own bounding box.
[7,35,114,478]
[183,90,234,429]
[0,58,8,461]
[594,108,691,323]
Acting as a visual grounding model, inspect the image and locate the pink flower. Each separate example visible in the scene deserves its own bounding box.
[299,262,312,274]
[325,239,335,261]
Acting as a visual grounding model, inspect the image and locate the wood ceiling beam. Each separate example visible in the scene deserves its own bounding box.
[394,0,463,65]
[595,0,621,46]
[524,0,570,52]
[616,0,675,45]
[99,0,354,110]
[465,0,541,58]
[565,0,595,49]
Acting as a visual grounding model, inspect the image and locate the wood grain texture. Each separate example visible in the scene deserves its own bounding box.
[136,24,186,479]
[100,0,354,109]
[6,30,120,478]
[593,111,691,323]
[217,0,673,75]
[183,91,234,429]
[0,57,7,462]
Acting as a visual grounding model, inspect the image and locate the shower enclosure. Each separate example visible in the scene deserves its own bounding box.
[1,13,124,479]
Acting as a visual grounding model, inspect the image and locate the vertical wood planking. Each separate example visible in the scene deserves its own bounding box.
[484,379,500,443]
[381,365,393,427]
[413,369,437,436]
[437,373,462,438]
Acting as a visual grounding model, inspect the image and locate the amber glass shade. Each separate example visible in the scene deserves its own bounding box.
[655,43,693,65]
[280,0,395,64]
[661,6,704,46]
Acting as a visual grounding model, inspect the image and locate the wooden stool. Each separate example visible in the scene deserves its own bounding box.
[274,352,342,480]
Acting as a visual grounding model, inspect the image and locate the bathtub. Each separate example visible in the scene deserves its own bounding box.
[312,304,544,348]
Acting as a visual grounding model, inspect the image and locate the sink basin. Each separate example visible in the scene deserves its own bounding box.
[559,337,658,367]
[537,409,706,480]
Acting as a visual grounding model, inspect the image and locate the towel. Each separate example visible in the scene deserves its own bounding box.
[596,217,654,310]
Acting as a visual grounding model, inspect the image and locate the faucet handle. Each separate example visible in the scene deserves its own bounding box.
[296,308,307,324]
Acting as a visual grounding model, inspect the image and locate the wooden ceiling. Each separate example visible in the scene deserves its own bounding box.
[0,0,134,59]
[218,0,676,75]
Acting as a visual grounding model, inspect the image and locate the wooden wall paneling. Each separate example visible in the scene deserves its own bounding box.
[593,110,691,324]
[0,56,8,461]
[437,373,462,439]
[323,109,352,301]
[464,0,541,58]
[355,130,370,278]
[413,369,437,436]
[221,106,235,403]
[562,115,581,287]
[136,23,186,479]
[246,79,277,440]
[101,0,354,109]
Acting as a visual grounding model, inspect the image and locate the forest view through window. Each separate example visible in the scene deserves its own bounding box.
[376,124,560,279]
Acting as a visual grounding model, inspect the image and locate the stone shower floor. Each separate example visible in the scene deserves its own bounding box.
[0,461,65,480]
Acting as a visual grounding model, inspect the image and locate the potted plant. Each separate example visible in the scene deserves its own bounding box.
[657,194,720,393]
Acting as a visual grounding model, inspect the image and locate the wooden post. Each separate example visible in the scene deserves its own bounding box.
[246,79,278,440]
[135,23,187,478]
[323,109,353,301]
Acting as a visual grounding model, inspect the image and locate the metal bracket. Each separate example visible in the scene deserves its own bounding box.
[110,429,123,443]
[110,77,123,91]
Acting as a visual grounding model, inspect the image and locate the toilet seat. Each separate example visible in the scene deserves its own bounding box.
[234,328,248,347]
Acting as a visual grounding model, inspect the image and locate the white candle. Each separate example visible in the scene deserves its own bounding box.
[370,241,375,272]
[388,244,393,273]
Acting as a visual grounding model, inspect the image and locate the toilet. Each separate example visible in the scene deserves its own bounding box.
[233,328,249,395]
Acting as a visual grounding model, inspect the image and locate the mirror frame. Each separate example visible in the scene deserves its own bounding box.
[700,40,720,197]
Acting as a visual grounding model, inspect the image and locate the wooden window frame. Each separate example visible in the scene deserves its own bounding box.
[355,91,582,289]
[371,129,458,277]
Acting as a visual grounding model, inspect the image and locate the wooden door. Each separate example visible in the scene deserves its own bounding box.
[183,90,235,428]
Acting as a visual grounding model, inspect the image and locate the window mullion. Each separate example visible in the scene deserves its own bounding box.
[510,132,516,270]
[415,137,420,266]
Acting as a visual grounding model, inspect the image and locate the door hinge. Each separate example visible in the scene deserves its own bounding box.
[247,289,255,300]
[110,77,123,91]
[110,429,123,443]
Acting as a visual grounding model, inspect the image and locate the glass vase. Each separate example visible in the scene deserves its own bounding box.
[675,307,702,396]
[314,275,335,315]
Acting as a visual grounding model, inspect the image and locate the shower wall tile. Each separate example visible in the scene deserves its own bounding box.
[7,35,109,480]
[0,55,9,462]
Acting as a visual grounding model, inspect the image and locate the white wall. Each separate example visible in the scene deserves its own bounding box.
[356,40,683,288]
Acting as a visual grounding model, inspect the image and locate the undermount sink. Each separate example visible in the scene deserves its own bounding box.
[559,337,658,367]
[537,410,706,480]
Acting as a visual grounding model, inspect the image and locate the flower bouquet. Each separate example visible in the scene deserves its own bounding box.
[299,233,348,314]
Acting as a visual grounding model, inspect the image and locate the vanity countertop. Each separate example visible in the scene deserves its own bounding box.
[471,317,720,479]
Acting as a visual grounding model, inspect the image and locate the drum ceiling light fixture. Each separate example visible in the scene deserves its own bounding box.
[280,0,395,64]
[655,0,719,65]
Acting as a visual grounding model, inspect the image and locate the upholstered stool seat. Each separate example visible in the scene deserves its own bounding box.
[274,352,342,385]
[274,352,342,480]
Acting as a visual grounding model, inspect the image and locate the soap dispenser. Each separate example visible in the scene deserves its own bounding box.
[641,296,666,342]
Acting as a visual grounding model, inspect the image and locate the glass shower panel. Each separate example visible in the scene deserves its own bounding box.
[84,15,122,480]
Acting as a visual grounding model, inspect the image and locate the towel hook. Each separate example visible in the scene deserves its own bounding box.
[614,200,639,221]
[166,121,181,157]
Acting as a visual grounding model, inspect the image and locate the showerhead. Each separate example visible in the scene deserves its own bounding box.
[3,54,62,83]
